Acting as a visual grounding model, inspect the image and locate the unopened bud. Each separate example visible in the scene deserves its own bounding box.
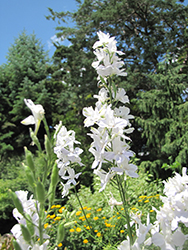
[23,163,35,190]
[51,162,59,187]
[25,214,35,237]
[24,147,35,172]
[20,224,31,243]
[57,222,65,244]
[36,180,45,204]
[13,240,22,250]
[44,134,52,160]
[9,190,24,215]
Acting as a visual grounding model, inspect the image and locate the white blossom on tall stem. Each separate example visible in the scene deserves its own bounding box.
[54,123,83,198]
[83,31,137,191]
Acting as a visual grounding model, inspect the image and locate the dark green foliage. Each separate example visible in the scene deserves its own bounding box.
[136,57,188,176]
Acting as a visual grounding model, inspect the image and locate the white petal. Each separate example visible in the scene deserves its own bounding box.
[21,115,35,125]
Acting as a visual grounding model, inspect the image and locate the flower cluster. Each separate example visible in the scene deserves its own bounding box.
[83,32,138,192]
[54,122,83,197]
[11,191,49,250]
[92,31,127,79]
[118,168,188,249]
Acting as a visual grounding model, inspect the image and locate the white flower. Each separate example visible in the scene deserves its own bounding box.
[114,106,134,127]
[54,125,83,166]
[32,240,49,250]
[61,182,72,198]
[92,31,127,78]
[21,99,45,135]
[93,88,109,104]
[113,88,129,104]
[112,158,138,178]
[93,53,127,78]
[59,166,81,185]
[93,31,116,50]
[118,237,140,250]
[94,168,115,192]
[108,192,123,210]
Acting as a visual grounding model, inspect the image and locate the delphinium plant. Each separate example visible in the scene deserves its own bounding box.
[10,31,188,250]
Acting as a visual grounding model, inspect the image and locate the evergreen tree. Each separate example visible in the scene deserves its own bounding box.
[0,31,53,156]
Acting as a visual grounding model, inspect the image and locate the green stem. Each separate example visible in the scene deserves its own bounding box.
[74,187,95,236]
[43,117,51,140]
[116,175,133,246]
[36,202,44,245]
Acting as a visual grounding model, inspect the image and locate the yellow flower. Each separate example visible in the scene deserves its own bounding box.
[117,217,121,219]
[83,239,88,244]
[82,206,87,210]
[51,205,56,209]
[97,232,101,237]
[94,230,98,232]
[50,214,55,219]
[87,207,92,211]
[46,214,50,218]
[58,207,65,213]
[55,205,61,208]
[105,223,111,227]
[86,226,91,230]
[86,213,91,218]
[121,207,124,210]
[102,217,106,219]
[144,200,149,203]
[58,243,62,247]
[93,216,99,221]
[97,208,102,212]
[76,211,82,216]
[69,229,75,232]
[44,223,48,229]
[150,209,154,213]
[117,212,119,215]
[54,216,61,221]
[76,227,82,232]
[139,195,147,199]
[120,230,125,233]
[79,216,85,220]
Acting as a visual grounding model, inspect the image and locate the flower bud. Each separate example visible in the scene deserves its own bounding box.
[51,162,59,187]
[44,134,52,160]
[29,127,40,146]
[25,214,35,237]
[36,180,45,204]
[57,222,65,244]
[23,163,35,190]
[24,147,35,172]
[9,190,24,215]
[13,240,22,250]
[20,224,31,243]
[48,188,54,208]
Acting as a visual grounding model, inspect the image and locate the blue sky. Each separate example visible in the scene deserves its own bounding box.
[0,0,188,66]
[0,0,78,65]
